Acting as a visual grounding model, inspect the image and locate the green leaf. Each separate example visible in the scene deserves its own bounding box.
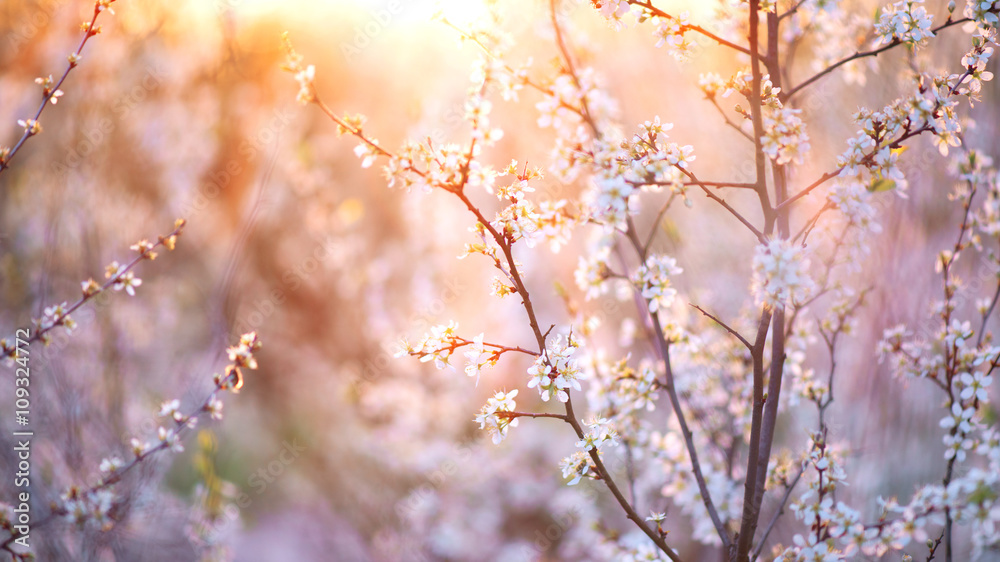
[968,483,998,505]
[869,178,896,193]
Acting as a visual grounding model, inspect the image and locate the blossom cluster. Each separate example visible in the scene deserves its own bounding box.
[708,69,811,166]
[751,238,815,309]
[489,197,574,251]
[575,241,613,300]
[781,432,860,559]
[474,389,519,444]
[559,450,595,486]
[761,105,810,165]
[585,354,660,416]
[624,116,695,188]
[399,322,540,387]
[880,319,997,461]
[402,321,464,369]
[781,428,1000,558]
[874,0,936,46]
[833,54,988,199]
[282,31,315,105]
[527,335,585,403]
[535,67,618,180]
[633,254,683,314]
[650,12,694,61]
[558,415,621,487]
[585,117,696,229]
[966,0,1000,33]
[827,178,882,235]
[594,0,631,30]
[576,416,619,452]
[752,76,810,166]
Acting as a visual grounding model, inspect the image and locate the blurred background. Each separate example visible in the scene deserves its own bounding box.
[0,0,997,560]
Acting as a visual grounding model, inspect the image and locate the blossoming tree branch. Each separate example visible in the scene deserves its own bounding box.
[287,0,998,560]
[0,2,265,559]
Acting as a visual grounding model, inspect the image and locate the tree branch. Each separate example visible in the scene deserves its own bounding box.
[496,411,568,421]
[567,395,684,560]
[750,466,805,561]
[623,222,734,550]
[735,308,773,561]
[679,168,766,242]
[628,0,752,55]
[551,0,600,137]
[782,16,973,101]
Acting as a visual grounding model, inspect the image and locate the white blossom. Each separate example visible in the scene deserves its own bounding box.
[475,389,519,444]
[634,254,683,314]
[751,239,815,309]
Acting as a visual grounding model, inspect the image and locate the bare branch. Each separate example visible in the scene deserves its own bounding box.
[681,168,766,242]
[690,303,753,351]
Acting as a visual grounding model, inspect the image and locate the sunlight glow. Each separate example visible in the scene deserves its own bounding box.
[353,0,494,27]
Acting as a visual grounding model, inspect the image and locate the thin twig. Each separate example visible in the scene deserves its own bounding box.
[496,411,568,421]
[775,170,841,214]
[777,0,809,22]
[550,0,599,137]
[690,303,753,351]
[642,193,677,258]
[707,95,755,142]
[1,3,114,175]
[792,201,834,244]
[2,220,186,361]
[0,337,253,553]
